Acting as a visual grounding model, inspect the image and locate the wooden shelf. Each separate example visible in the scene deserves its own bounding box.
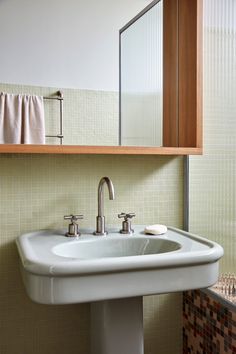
[0,145,202,155]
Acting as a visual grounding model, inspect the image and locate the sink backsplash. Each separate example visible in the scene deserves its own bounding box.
[0,154,183,354]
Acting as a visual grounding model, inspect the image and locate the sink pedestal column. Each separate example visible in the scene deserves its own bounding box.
[91,297,143,354]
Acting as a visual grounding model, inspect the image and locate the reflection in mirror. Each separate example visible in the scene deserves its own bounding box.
[0,0,163,146]
[0,84,119,146]
[120,0,163,147]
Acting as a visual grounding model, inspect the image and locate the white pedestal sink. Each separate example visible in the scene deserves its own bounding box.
[91,297,143,354]
[16,226,223,354]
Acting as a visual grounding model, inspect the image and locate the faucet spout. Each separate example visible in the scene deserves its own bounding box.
[98,177,115,217]
[94,177,115,236]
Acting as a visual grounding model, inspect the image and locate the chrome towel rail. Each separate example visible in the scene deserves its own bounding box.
[44,90,64,145]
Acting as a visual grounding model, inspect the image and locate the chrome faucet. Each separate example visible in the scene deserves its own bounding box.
[94,177,115,236]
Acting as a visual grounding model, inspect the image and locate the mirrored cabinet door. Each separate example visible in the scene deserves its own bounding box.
[120,0,164,147]
[120,0,202,149]
[0,0,202,154]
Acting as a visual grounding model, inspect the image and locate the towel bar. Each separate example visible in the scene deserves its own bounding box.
[44,91,64,145]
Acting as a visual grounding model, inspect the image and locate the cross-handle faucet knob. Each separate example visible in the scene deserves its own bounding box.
[64,214,84,222]
[118,212,136,234]
[118,212,136,221]
[64,214,83,237]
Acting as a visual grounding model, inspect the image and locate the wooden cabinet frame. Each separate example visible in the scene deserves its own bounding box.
[0,0,202,155]
[163,0,203,148]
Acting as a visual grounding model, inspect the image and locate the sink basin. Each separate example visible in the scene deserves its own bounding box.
[16,226,223,304]
[53,237,181,259]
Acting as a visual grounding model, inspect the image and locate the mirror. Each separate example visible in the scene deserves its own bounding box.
[120,0,164,147]
[0,0,202,151]
[0,0,168,146]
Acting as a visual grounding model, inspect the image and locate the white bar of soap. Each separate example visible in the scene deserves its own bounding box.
[144,224,167,235]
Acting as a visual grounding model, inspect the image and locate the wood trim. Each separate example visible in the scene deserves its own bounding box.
[178,0,203,148]
[0,145,202,155]
[196,0,203,148]
[163,0,178,147]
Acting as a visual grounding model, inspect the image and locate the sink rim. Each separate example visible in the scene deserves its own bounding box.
[16,226,224,277]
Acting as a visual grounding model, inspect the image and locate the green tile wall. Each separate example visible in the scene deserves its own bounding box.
[0,153,183,354]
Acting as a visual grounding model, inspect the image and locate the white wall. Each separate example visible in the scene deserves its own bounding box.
[0,0,150,91]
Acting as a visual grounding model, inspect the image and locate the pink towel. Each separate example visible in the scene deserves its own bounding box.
[0,93,45,144]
